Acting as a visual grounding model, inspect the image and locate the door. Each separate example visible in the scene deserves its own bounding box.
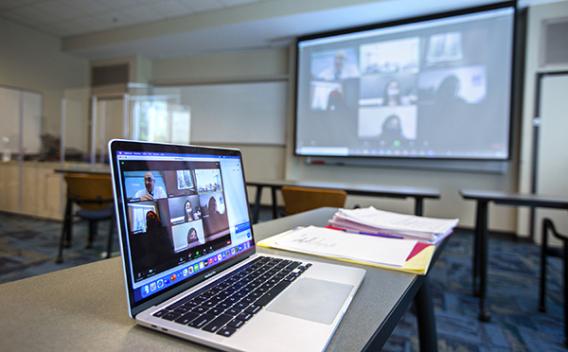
[535,74,568,245]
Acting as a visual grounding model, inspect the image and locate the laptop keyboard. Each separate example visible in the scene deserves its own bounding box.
[152,256,312,337]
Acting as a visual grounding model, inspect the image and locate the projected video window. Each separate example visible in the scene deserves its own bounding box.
[295,5,514,159]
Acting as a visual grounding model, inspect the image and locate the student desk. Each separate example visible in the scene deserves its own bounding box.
[247,179,441,222]
[460,189,568,322]
[54,165,110,175]
[0,207,444,351]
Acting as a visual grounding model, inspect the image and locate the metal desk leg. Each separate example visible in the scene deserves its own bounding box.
[414,197,424,216]
[478,200,491,322]
[539,219,549,312]
[252,186,263,224]
[415,278,438,352]
[473,201,482,297]
[56,198,72,264]
[271,186,278,219]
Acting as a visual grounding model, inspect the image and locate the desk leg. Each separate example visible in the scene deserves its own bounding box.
[56,198,72,264]
[414,197,424,216]
[271,186,278,219]
[252,186,263,224]
[415,278,438,352]
[472,201,482,297]
[478,200,491,322]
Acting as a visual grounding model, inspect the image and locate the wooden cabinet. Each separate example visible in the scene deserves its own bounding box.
[0,162,64,220]
[0,162,21,213]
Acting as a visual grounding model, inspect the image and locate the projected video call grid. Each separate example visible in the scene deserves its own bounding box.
[296,8,513,159]
[122,160,232,282]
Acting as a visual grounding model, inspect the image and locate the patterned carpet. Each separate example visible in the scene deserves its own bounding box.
[0,211,566,351]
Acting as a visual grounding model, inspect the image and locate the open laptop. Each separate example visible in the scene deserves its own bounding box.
[108,140,365,352]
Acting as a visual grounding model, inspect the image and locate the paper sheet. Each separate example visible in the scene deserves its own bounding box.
[268,226,417,267]
[338,207,458,236]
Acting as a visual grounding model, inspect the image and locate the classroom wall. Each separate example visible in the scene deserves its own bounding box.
[151,48,289,203]
[517,0,568,240]
[151,44,520,232]
[0,18,89,138]
[284,43,520,231]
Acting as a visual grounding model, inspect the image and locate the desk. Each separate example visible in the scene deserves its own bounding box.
[247,179,441,222]
[460,189,568,321]
[54,165,110,175]
[0,207,443,351]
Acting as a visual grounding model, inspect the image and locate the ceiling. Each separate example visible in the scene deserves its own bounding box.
[0,0,262,36]
[0,0,530,60]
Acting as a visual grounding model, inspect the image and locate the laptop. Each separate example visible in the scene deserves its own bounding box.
[108,140,365,352]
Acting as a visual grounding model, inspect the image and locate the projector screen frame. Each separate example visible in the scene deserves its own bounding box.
[293,0,518,161]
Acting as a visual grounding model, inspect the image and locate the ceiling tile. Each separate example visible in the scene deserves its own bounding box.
[5,5,44,22]
[0,0,264,37]
[218,0,257,7]
[0,0,41,12]
[183,0,224,13]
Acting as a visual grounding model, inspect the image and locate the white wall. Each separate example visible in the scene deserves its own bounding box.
[283,43,520,231]
[0,18,89,138]
[517,0,568,240]
[151,44,521,231]
[151,48,289,203]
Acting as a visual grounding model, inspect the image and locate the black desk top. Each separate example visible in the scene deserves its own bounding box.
[247,179,441,199]
[54,166,110,175]
[460,189,568,209]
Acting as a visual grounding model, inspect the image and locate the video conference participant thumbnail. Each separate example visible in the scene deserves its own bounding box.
[194,168,230,241]
[122,163,234,282]
[124,171,167,201]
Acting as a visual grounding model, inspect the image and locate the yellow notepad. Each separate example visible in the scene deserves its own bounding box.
[257,230,436,276]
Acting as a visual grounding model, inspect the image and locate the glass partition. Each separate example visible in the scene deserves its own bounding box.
[61,87,90,162]
[0,85,42,162]
[58,84,191,165]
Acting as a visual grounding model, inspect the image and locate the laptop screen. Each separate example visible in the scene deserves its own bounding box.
[113,146,255,305]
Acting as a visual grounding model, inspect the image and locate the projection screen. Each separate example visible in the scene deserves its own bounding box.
[295,3,515,160]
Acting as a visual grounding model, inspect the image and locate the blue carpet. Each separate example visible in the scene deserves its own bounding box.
[0,211,565,351]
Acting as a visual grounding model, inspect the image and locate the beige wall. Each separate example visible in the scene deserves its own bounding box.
[517,1,568,240]
[151,45,520,231]
[151,48,288,204]
[0,18,89,137]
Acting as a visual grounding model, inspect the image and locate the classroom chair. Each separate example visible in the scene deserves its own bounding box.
[281,186,347,215]
[56,173,115,263]
[539,218,568,347]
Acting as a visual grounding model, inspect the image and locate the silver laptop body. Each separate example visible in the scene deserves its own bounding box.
[109,140,365,352]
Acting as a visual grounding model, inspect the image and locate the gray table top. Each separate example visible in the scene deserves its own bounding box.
[460,189,568,209]
[0,208,419,351]
[247,179,440,199]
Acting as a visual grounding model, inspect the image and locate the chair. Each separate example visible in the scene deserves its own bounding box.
[281,186,347,215]
[56,173,115,263]
[539,218,568,347]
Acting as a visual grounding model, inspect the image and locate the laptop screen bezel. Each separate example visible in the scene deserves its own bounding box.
[109,140,257,317]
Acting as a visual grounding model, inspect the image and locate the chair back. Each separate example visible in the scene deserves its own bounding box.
[281,186,347,215]
[64,173,113,210]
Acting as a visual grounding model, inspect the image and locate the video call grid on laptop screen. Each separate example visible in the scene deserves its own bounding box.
[115,149,255,303]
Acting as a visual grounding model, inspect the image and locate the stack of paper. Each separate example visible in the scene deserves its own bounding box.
[329,207,458,244]
[259,226,416,267]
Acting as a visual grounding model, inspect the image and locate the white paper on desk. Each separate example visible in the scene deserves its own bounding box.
[338,207,458,236]
[269,226,416,267]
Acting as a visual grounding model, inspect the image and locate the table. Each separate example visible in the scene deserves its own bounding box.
[54,165,110,175]
[0,207,444,351]
[247,179,441,222]
[460,189,568,321]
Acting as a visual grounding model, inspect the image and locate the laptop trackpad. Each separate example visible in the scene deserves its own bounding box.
[266,278,353,325]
